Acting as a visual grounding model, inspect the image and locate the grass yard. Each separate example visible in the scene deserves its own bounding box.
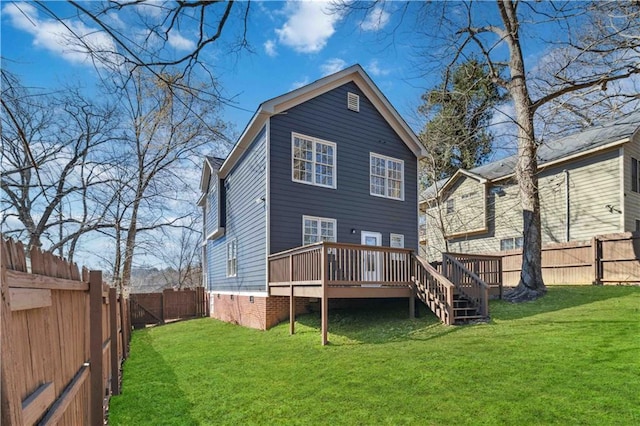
[109,286,640,425]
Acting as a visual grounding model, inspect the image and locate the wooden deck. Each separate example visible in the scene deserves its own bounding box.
[268,242,415,344]
[268,242,497,345]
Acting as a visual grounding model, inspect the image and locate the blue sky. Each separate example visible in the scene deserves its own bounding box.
[2,1,434,137]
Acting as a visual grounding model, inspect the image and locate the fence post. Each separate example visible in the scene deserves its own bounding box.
[592,236,602,285]
[1,263,24,425]
[161,290,167,323]
[119,295,129,359]
[109,288,120,396]
[89,270,104,426]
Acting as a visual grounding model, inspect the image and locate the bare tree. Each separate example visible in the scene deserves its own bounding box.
[27,1,251,101]
[1,70,120,262]
[345,1,640,301]
[105,69,228,292]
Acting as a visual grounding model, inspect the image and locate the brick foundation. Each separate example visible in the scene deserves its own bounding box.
[210,293,311,330]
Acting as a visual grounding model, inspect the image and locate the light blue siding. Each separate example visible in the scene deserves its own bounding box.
[207,127,267,292]
[205,176,218,236]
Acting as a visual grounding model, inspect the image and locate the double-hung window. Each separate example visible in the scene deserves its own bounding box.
[226,239,237,277]
[302,216,337,245]
[370,153,404,200]
[292,133,336,188]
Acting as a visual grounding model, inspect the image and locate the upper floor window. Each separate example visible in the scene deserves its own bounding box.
[446,199,455,214]
[303,215,336,245]
[370,153,404,200]
[292,133,336,189]
[632,157,639,193]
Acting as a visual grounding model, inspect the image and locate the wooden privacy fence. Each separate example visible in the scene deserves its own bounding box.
[500,231,640,286]
[130,287,208,328]
[1,238,130,425]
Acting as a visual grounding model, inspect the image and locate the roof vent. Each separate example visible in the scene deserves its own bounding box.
[347,92,360,112]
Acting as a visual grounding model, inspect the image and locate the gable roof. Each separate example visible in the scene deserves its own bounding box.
[198,156,226,205]
[422,111,640,201]
[216,64,426,178]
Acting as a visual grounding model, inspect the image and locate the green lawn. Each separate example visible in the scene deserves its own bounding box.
[110,286,640,425]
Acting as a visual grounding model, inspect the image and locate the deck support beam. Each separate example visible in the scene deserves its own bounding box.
[289,285,295,335]
[321,245,328,345]
[409,282,416,319]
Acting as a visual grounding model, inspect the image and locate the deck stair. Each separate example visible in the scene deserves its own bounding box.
[412,254,490,325]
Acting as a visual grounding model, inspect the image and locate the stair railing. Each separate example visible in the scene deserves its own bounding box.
[412,255,455,325]
[442,253,490,317]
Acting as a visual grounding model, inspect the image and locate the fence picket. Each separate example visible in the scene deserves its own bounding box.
[1,236,130,425]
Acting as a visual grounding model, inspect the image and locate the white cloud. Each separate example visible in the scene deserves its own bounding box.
[264,39,277,57]
[3,2,119,68]
[321,58,347,76]
[275,1,342,53]
[360,5,390,32]
[367,59,390,77]
[290,77,310,90]
[168,30,195,51]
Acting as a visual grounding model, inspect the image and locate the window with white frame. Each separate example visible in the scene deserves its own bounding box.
[292,133,336,188]
[370,153,404,200]
[390,233,405,248]
[226,239,237,277]
[500,236,524,251]
[302,216,337,245]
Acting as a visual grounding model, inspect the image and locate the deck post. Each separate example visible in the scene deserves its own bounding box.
[409,281,416,319]
[321,244,328,346]
[289,284,295,335]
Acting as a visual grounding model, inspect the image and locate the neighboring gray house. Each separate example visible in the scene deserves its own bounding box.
[199,65,426,329]
[420,112,640,262]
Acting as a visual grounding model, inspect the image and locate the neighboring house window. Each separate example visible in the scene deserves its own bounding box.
[302,216,336,245]
[446,199,455,214]
[632,157,639,193]
[226,239,237,277]
[636,219,640,232]
[370,153,404,200]
[292,133,336,188]
[500,237,524,251]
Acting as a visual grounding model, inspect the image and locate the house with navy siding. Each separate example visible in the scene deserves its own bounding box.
[199,65,486,338]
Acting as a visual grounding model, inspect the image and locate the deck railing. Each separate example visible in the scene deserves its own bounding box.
[268,242,414,287]
[443,252,502,298]
[412,255,455,325]
[442,253,490,317]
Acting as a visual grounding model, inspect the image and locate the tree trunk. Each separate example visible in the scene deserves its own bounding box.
[499,0,546,301]
[121,202,139,293]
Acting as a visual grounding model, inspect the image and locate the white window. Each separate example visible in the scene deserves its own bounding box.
[500,237,524,251]
[292,133,336,188]
[302,216,337,245]
[390,233,405,248]
[370,153,404,200]
[226,239,237,277]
